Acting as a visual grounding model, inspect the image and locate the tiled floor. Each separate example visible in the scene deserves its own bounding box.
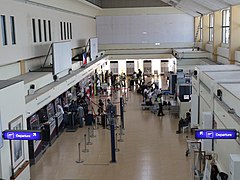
[31,83,192,180]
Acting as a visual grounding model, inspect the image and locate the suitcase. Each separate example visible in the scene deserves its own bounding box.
[85,113,93,126]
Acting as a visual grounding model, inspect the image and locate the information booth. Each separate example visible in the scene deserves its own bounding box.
[27,114,43,165]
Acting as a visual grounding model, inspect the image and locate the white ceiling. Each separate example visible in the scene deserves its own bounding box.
[79,0,240,16]
[162,0,240,16]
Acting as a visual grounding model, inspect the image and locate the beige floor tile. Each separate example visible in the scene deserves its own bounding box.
[31,84,192,180]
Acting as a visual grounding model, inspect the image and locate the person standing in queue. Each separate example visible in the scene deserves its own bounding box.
[157,93,164,116]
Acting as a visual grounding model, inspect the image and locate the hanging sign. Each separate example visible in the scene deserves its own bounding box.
[195,129,238,139]
[2,130,41,140]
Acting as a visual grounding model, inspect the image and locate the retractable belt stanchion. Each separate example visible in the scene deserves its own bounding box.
[82,134,89,153]
[87,128,93,145]
[126,88,128,101]
[118,125,124,142]
[110,115,116,163]
[104,114,107,129]
[91,124,96,138]
[120,97,125,129]
[76,143,84,163]
[120,124,125,135]
[115,133,120,152]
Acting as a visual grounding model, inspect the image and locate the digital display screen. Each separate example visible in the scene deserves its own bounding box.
[183,95,190,100]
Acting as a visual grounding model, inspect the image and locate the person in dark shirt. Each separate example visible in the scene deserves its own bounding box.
[176,112,191,134]
[98,99,104,115]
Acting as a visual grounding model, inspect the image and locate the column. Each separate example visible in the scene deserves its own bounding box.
[19,60,26,75]
[213,11,222,62]
[202,14,209,50]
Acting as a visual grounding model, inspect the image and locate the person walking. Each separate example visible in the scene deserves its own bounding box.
[157,94,164,116]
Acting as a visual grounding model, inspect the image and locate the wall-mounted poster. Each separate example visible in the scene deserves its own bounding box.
[9,115,24,169]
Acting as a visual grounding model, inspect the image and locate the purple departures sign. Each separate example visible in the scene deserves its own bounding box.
[195,129,238,139]
[2,130,41,140]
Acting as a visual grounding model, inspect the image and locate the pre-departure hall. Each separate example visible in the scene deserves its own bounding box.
[1,0,240,180]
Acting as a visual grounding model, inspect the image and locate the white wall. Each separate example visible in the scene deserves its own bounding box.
[0,81,28,180]
[0,0,99,67]
[96,13,194,44]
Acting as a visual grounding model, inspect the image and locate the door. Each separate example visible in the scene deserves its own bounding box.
[161,60,169,75]
[110,61,118,75]
[126,61,134,75]
[143,60,152,75]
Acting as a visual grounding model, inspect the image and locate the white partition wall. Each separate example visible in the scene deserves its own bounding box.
[201,112,213,152]
[96,14,194,44]
[191,94,199,128]
[0,81,29,180]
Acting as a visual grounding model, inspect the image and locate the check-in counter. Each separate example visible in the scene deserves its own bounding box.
[194,66,240,129]
[212,82,240,173]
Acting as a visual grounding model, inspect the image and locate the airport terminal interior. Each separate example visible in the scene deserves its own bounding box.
[2,0,240,180]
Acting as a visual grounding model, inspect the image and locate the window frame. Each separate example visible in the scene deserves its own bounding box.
[10,16,16,45]
[222,9,230,44]
[209,13,214,42]
[199,17,203,42]
[38,19,42,42]
[1,15,8,46]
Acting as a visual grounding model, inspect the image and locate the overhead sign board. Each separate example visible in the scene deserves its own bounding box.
[195,129,238,139]
[2,130,41,140]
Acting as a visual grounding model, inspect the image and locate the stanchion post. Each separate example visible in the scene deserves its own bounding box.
[76,143,84,163]
[125,88,128,101]
[120,124,125,135]
[87,128,93,145]
[110,117,116,163]
[82,134,89,153]
[115,133,120,152]
[118,125,124,142]
[94,116,97,129]
[120,97,125,129]
[104,114,107,129]
[91,124,96,138]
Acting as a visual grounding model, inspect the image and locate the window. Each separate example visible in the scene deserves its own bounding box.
[70,22,72,39]
[43,20,47,42]
[222,9,230,44]
[10,16,16,45]
[60,22,63,40]
[67,22,69,39]
[209,13,214,42]
[38,19,42,42]
[32,19,36,43]
[64,22,66,40]
[1,15,7,45]
[48,20,51,41]
[199,17,203,42]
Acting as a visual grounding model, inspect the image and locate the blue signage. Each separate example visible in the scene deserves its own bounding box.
[2,130,41,140]
[195,129,238,139]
